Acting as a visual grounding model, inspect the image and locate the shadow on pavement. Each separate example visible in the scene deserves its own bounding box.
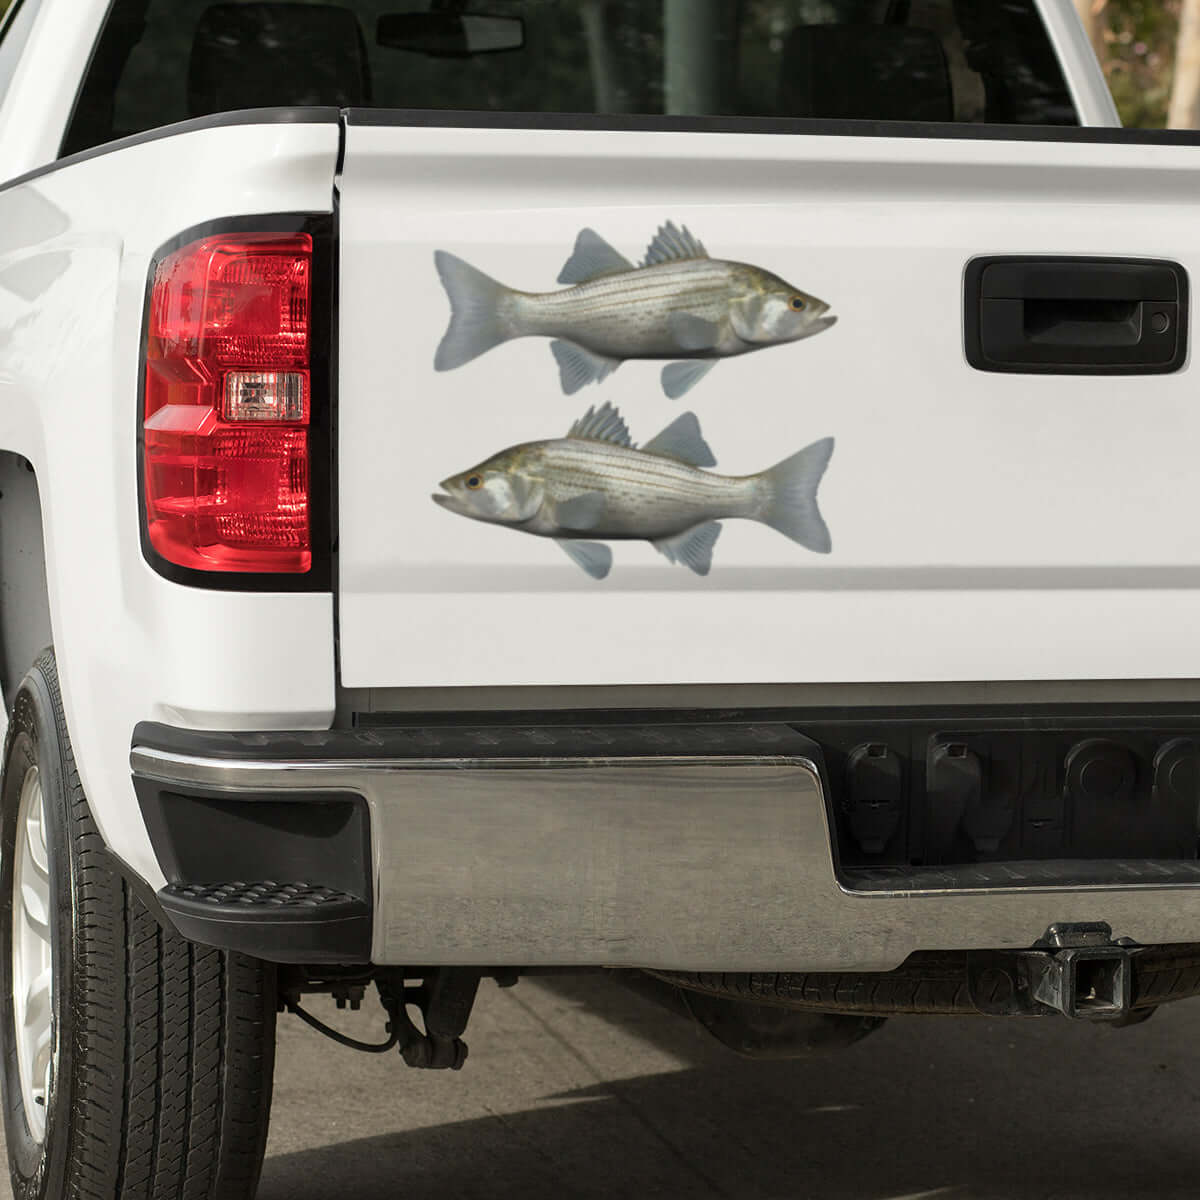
[259,973,1200,1200]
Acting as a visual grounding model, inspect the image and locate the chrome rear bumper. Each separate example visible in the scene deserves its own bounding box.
[130,723,1200,971]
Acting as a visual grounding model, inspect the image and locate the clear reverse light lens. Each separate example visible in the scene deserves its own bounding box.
[224,370,307,422]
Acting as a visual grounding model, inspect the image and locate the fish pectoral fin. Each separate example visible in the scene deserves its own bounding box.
[641,412,717,468]
[551,340,622,396]
[558,229,635,284]
[642,221,709,267]
[554,491,606,532]
[654,522,722,577]
[667,312,722,352]
[557,539,613,580]
[567,402,633,446]
[662,360,716,400]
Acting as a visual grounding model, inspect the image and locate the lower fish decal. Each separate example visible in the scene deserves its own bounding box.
[434,222,837,399]
[432,403,834,580]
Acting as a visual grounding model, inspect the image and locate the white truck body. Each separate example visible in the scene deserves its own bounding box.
[0,0,1193,933]
[3,6,1200,1189]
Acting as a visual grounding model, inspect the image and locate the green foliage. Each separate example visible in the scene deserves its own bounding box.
[1096,0,1181,127]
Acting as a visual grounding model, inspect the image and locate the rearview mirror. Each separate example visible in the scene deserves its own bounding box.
[378,11,525,57]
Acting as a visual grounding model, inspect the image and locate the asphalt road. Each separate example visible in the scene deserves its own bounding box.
[6,974,1200,1198]
[258,974,1200,1200]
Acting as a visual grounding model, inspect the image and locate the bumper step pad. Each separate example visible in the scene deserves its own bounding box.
[159,881,370,964]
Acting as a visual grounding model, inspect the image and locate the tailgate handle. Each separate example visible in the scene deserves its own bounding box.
[965,257,1188,375]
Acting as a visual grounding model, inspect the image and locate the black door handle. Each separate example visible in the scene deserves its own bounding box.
[965,257,1188,375]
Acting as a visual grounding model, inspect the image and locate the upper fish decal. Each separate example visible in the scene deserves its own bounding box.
[432,402,834,580]
[433,222,838,399]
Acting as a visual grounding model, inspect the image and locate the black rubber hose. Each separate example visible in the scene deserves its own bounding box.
[287,1002,399,1054]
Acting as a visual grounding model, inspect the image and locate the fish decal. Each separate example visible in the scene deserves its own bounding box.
[432,402,834,580]
[433,222,837,399]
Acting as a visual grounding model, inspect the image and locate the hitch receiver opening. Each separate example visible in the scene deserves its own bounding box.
[1032,947,1134,1021]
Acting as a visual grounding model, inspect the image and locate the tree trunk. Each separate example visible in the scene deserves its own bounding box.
[1073,0,1107,62]
[664,0,723,116]
[1169,0,1200,129]
[580,2,622,113]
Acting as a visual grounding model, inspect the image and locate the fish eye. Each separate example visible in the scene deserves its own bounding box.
[789,296,807,312]
[466,474,483,490]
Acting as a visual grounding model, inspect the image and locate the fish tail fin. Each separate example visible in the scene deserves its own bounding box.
[434,251,516,371]
[756,437,834,554]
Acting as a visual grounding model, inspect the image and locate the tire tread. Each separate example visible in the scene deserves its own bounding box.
[4,651,275,1200]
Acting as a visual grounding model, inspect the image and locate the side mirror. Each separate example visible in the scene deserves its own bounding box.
[377,11,525,57]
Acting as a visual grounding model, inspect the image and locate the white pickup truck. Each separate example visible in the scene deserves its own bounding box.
[2,0,1200,1196]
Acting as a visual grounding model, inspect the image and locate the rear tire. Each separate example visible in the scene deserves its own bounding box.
[1,649,276,1200]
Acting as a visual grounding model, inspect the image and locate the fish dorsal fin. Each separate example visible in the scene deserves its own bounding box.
[642,221,708,267]
[558,229,635,285]
[641,412,716,468]
[568,402,633,447]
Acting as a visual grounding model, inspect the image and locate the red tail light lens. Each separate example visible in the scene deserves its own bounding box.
[143,232,313,573]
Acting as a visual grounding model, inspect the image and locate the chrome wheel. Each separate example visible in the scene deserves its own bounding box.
[12,766,54,1142]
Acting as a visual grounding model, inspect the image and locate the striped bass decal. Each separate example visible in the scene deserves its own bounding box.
[433,403,834,580]
[433,221,837,399]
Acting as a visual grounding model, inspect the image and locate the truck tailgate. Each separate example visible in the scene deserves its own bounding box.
[335,117,1200,689]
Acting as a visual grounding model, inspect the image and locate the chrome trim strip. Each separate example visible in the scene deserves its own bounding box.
[130,747,810,786]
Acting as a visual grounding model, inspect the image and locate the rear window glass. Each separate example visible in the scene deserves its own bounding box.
[63,0,1078,156]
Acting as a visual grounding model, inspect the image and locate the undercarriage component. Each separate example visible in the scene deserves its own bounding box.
[377,969,482,1070]
[279,967,482,1068]
[649,928,1200,1021]
[280,967,398,1053]
[287,999,400,1054]
[617,970,885,1057]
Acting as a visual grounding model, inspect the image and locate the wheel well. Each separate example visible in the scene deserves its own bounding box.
[0,453,51,711]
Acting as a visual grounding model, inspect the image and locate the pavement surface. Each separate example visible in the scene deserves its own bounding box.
[6,973,1200,1198]
[258,975,1200,1200]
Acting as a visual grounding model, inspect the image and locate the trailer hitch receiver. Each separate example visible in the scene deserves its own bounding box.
[1030,923,1137,1021]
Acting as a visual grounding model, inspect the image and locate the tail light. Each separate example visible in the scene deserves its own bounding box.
[142,232,314,574]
